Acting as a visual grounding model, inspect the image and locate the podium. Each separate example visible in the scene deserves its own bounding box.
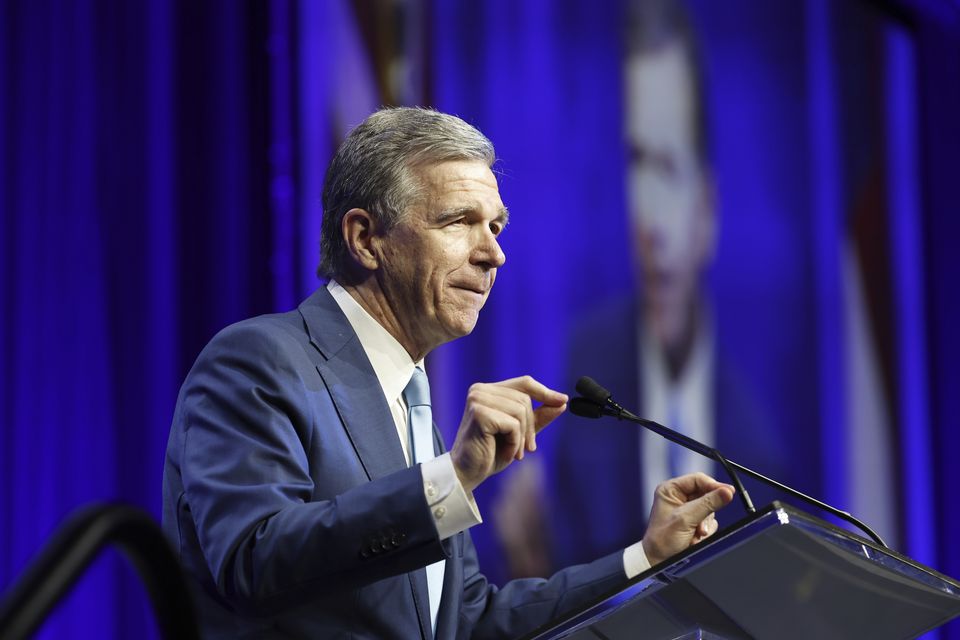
[524,502,960,639]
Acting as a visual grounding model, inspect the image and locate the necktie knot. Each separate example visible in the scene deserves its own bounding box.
[403,366,431,409]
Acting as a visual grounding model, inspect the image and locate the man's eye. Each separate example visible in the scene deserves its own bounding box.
[489,222,502,236]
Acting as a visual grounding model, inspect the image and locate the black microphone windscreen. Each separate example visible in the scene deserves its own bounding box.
[569,398,604,419]
[575,376,611,404]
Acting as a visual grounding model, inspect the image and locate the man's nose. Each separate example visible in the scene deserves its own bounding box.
[473,229,506,270]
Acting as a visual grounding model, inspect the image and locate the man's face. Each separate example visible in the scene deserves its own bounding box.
[626,43,715,349]
[375,160,507,356]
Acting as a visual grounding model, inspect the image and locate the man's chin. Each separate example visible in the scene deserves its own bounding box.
[446,314,481,340]
[457,318,480,337]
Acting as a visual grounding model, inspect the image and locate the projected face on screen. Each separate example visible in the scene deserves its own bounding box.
[626,42,715,359]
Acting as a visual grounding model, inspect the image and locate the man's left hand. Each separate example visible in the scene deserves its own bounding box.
[640,472,735,566]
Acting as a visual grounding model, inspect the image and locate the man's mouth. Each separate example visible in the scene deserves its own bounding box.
[452,284,488,296]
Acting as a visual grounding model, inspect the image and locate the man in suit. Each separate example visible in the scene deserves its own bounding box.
[162,107,735,639]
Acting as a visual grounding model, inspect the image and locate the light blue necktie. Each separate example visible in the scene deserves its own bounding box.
[405,367,436,466]
[403,366,444,633]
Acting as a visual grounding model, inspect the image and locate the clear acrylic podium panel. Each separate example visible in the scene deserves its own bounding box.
[527,502,960,640]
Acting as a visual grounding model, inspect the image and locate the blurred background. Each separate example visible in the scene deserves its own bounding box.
[2,0,959,637]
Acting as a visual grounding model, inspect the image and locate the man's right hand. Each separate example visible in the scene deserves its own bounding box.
[449,376,567,493]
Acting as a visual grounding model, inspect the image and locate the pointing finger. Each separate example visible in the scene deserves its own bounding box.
[663,472,730,501]
[500,375,568,407]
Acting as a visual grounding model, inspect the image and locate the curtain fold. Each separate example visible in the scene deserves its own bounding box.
[1,2,273,637]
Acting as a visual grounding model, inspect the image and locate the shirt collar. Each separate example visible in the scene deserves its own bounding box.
[327,280,422,404]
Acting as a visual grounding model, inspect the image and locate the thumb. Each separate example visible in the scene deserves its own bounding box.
[681,485,734,526]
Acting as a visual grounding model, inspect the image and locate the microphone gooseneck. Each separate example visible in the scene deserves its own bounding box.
[572,376,888,548]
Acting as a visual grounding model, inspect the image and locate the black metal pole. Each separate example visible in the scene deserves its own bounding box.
[0,503,200,640]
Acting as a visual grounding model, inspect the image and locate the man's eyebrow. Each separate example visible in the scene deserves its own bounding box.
[434,206,510,225]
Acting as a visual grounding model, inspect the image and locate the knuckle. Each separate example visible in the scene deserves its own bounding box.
[473,404,493,420]
[506,392,531,414]
[519,397,534,415]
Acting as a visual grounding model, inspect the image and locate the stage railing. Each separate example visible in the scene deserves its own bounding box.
[0,503,199,639]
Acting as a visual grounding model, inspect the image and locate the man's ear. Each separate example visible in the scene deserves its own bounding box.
[342,208,380,271]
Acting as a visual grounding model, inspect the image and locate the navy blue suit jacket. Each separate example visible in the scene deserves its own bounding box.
[550,296,785,569]
[162,287,627,639]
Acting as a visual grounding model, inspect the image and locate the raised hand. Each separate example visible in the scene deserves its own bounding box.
[641,472,735,566]
[450,376,567,493]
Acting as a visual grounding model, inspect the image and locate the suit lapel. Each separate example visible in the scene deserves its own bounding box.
[320,355,408,480]
[299,287,434,638]
[299,287,407,480]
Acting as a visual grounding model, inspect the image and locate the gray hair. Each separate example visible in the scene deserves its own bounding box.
[318,107,496,280]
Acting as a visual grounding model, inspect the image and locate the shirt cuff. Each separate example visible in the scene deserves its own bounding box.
[623,540,651,579]
[421,452,482,540]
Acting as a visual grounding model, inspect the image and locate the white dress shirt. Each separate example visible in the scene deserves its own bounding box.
[328,280,482,538]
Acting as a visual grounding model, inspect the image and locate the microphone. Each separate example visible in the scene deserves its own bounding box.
[574,377,631,417]
[575,376,612,404]
[572,375,888,548]
[569,397,605,419]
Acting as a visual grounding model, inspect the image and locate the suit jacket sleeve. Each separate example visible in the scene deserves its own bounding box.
[457,533,627,639]
[170,317,447,614]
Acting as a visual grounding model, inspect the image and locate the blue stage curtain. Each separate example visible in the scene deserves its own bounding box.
[2,1,959,638]
[0,2,276,637]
